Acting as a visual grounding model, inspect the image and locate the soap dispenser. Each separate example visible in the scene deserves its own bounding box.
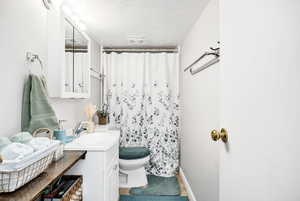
[54,120,67,141]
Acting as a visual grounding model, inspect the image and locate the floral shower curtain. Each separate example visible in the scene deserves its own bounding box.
[104,52,179,177]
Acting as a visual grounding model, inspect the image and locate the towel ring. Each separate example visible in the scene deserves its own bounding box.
[26,52,45,75]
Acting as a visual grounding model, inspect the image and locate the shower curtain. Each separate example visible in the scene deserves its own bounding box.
[104,52,179,177]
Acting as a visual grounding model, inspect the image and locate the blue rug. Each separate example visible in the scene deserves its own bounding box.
[130,175,180,196]
[120,195,189,201]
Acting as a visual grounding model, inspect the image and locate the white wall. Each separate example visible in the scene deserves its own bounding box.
[0,0,100,136]
[50,76,100,129]
[90,39,101,73]
[180,0,220,200]
[219,1,300,201]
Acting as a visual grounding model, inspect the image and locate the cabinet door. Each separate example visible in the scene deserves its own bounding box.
[62,16,90,98]
[112,161,119,201]
[73,27,89,94]
[107,160,119,201]
[64,19,74,93]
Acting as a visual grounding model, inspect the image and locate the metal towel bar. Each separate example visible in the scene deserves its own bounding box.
[190,57,220,75]
[184,42,220,75]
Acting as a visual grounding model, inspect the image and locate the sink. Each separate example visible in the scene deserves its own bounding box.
[73,134,115,145]
[64,131,119,151]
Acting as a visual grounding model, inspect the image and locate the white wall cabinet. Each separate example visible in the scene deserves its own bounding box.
[47,7,91,99]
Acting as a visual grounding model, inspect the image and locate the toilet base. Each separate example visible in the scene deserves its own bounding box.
[119,167,148,188]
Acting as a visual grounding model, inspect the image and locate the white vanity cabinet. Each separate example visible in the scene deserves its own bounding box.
[47,7,91,98]
[65,131,120,201]
[104,145,119,201]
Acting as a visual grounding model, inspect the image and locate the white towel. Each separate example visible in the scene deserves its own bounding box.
[0,137,12,151]
[26,137,50,151]
[0,143,34,161]
[10,132,33,144]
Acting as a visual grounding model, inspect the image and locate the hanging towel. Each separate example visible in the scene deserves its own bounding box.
[21,74,59,133]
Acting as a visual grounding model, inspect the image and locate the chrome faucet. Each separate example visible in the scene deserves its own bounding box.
[73,121,88,137]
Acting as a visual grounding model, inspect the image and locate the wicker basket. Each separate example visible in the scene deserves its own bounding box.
[0,141,59,193]
[43,175,83,201]
[32,128,64,162]
[61,176,82,201]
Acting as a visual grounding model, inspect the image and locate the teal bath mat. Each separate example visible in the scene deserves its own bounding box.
[130,175,180,196]
[120,195,189,201]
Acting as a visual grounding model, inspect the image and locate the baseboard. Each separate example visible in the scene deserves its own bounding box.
[179,168,197,201]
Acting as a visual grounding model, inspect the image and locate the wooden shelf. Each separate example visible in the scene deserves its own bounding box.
[0,151,86,201]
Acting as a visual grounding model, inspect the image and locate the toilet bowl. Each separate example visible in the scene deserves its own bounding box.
[119,147,150,188]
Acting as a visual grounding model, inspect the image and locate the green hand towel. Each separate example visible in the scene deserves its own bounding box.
[21,74,59,134]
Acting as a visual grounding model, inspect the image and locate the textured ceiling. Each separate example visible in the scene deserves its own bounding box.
[62,0,209,47]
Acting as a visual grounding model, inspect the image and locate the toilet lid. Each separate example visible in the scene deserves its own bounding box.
[119,147,150,160]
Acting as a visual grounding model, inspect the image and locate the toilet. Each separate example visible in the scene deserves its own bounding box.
[119,147,150,188]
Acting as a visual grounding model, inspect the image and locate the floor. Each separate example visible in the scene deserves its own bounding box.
[119,174,188,196]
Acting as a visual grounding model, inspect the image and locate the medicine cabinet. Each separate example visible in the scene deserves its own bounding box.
[47,7,91,98]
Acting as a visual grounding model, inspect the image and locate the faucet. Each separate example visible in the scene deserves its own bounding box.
[73,121,88,137]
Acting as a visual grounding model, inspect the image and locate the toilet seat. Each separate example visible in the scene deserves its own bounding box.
[119,147,150,160]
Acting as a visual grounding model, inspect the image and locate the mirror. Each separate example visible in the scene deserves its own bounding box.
[64,18,89,94]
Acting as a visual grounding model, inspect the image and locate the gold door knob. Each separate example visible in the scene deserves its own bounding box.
[211,130,220,141]
[211,128,228,143]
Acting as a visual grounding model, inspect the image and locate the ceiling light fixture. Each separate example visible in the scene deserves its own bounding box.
[61,4,87,31]
[62,5,73,16]
[43,0,62,10]
[72,15,80,22]
[42,0,52,9]
[78,22,87,31]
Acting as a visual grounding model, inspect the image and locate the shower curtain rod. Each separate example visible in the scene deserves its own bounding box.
[103,48,178,53]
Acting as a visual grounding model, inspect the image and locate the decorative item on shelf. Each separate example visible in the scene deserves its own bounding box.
[84,104,97,133]
[96,104,109,125]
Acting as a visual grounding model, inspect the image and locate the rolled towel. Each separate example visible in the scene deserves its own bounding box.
[0,137,12,151]
[26,137,50,151]
[0,143,34,161]
[10,132,33,144]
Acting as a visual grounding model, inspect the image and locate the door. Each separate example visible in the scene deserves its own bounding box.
[180,1,220,200]
[219,1,300,201]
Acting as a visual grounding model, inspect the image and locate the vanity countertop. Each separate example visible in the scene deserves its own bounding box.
[64,129,120,151]
[0,151,86,201]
